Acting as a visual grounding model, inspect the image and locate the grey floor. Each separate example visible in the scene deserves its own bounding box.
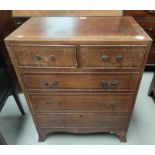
[0,72,155,145]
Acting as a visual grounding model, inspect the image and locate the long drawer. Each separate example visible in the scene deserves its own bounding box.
[12,45,77,68]
[21,72,139,91]
[80,45,146,69]
[28,93,134,112]
[35,113,127,129]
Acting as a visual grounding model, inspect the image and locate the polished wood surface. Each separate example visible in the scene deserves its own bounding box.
[124,10,155,65]
[5,17,152,142]
[28,93,133,112]
[80,45,146,69]
[6,17,150,42]
[12,10,123,17]
[21,72,138,91]
[35,113,127,128]
[12,10,123,28]
[12,45,77,68]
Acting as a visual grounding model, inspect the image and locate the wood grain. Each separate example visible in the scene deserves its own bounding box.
[5,17,151,42]
[12,10,123,17]
[21,72,139,91]
[12,45,77,68]
[80,45,146,69]
[28,93,134,112]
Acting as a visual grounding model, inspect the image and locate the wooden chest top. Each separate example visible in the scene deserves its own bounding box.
[5,16,151,43]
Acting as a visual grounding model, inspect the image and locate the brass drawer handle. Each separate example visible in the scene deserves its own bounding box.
[111,80,119,88]
[41,80,49,87]
[49,55,56,62]
[35,55,41,61]
[101,55,109,61]
[116,55,123,61]
[46,101,52,105]
[101,80,119,88]
[51,80,59,88]
[147,10,155,14]
[41,80,59,88]
[101,80,108,88]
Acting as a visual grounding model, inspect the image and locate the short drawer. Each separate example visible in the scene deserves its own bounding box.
[21,72,139,91]
[35,113,127,129]
[80,45,146,69]
[124,10,155,19]
[28,93,133,112]
[137,20,155,41]
[12,45,77,68]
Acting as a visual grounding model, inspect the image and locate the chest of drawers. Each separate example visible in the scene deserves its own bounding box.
[5,17,152,142]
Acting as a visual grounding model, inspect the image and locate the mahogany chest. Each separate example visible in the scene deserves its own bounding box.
[5,17,152,142]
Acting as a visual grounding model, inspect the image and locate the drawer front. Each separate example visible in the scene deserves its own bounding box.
[12,45,77,68]
[124,10,155,19]
[28,93,133,112]
[35,113,127,128]
[137,20,155,41]
[80,45,146,69]
[147,44,155,63]
[22,73,139,91]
